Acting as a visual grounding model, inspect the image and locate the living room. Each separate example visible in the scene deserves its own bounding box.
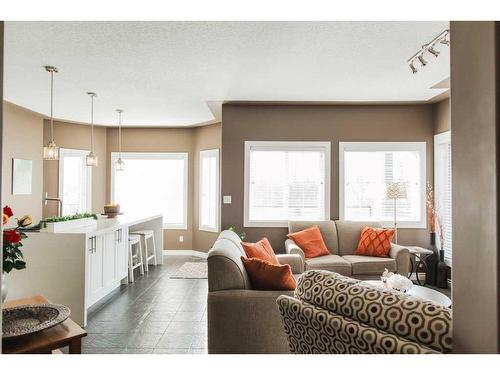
[1,1,500,372]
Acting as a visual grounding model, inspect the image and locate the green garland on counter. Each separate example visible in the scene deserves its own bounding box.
[38,212,98,229]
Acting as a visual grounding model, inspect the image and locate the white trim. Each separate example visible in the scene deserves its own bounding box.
[162,250,208,259]
[199,148,220,233]
[339,141,427,229]
[58,148,92,215]
[243,141,331,228]
[110,151,189,230]
[434,131,452,267]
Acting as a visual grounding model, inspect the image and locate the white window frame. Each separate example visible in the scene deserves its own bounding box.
[244,141,331,228]
[339,141,427,229]
[110,152,188,230]
[434,131,452,266]
[58,148,92,215]
[199,148,220,233]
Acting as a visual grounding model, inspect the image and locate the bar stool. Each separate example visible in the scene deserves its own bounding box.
[128,234,144,283]
[130,230,157,272]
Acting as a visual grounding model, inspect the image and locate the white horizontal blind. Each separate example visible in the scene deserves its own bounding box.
[112,152,188,229]
[245,142,330,226]
[199,149,219,232]
[434,132,452,265]
[340,142,426,228]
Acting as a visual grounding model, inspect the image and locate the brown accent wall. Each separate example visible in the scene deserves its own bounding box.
[433,98,450,134]
[192,124,222,251]
[43,120,107,218]
[450,21,500,353]
[221,103,435,252]
[2,103,44,222]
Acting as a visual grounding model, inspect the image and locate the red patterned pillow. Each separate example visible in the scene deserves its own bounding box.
[355,227,395,257]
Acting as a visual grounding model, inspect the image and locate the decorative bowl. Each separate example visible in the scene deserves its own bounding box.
[103,204,121,218]
[2,303,70,339]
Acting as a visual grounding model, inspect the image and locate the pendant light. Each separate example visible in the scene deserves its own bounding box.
[115,109,125,171]
[86,92,98,167]
[43,66,60,160]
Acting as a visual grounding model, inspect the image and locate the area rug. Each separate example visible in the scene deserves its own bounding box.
[170,262,208,279]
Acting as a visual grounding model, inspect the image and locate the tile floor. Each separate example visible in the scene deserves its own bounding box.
[82,255,208,354]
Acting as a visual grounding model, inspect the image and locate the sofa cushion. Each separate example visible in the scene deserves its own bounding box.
[287,226,330,259]
[241,257,296,290]
[305,254,352,276]
[335,220,382,256]
[343,255,396,275]
[241,238,279,264]
[288,221,339,255]
[355,227,395,257]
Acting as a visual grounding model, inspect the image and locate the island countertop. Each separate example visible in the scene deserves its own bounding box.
[45,212,163,236]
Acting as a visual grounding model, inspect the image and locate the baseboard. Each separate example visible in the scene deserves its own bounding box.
[163,250,208,259]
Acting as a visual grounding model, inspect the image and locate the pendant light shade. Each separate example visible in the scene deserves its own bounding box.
[43,66,60,160]
[115,109,125,171]
[86,92,98,167]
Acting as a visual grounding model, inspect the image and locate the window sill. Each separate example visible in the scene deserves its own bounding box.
[198,227,219,233]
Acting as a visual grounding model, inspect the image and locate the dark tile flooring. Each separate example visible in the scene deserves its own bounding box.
[82,256,208,354]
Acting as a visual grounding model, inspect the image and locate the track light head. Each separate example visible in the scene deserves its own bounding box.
[428,46,440,57]
[418,55,427,67]
[440,38,450,46]
[409,62,418,74]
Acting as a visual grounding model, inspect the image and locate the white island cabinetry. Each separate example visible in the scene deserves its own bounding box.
[6,214,163,327]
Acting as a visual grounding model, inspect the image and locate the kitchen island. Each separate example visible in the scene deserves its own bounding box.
[5,213,163,327]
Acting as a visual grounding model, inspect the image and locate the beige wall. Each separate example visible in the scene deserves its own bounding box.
[43,120,107,218]
[433,98,450,134]
[221,103,435,252]
[450,21,499,353]
[2,103,44,223]
[192,124,222,251]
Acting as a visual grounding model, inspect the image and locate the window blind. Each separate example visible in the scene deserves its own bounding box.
[435,133,452,265]
[245,142,330,226]
[199,149,219,232]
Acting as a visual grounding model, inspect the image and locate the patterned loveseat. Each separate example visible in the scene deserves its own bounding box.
[277,270,452,354]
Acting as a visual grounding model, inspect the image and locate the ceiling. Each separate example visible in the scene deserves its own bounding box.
[4,21,450,127]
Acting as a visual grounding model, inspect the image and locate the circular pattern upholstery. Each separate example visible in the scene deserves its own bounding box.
[281,270,452,353]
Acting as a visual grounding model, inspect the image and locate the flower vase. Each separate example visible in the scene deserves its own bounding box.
[1,272,7,303]
[436,249,448,289]
[425,232,439,286]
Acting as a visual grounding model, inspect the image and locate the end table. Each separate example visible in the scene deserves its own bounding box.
[407,246,434,287]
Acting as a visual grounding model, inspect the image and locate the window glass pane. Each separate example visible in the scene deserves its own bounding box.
[248,147,326,222]
[113,155,186,227]
[200,151,218,230]
[343,150,422,223]
[61,153,89,215]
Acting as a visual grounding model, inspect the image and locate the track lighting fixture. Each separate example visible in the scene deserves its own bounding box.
[407,29,449,74]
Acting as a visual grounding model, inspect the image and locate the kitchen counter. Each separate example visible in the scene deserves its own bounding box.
[5,213,164,327]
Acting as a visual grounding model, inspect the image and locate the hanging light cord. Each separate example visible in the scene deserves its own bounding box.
[90,94,94,152]
[49,69,54,142]
[118,110,122,159]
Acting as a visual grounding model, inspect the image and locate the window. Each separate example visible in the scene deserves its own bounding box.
[434,132,452,266]
[244,141,330,227]
[59,148,92,216]
[111,152,188,229]
[199,149,220,232]
[339,142,426,228]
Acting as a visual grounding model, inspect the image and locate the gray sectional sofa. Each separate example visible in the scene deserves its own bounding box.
[286,220,410,278]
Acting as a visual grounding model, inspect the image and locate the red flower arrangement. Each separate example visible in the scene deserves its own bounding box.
[2,206,29,274]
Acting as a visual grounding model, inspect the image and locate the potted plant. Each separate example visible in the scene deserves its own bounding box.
[425,182,439,285]
[2,206,31,302]
[435,213,449,289]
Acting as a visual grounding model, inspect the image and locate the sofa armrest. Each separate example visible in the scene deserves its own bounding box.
[285,239,305,261]
[389,243,410,275]
[276,253,304,274]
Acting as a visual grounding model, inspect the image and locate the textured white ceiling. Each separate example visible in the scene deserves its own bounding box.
[4,21,450,127]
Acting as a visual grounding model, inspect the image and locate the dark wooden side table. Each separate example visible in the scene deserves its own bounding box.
[2,295,87,354]
[407,246,434,287]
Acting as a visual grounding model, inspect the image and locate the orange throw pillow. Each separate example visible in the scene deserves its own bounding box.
[241,238,279,265]
[287,226,330,259]
[241,257,296,290]
[355,227,395,257]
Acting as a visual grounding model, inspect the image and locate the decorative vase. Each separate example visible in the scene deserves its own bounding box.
[1,272,8,303]
[436,249,448,289]
[425,232,439,286]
